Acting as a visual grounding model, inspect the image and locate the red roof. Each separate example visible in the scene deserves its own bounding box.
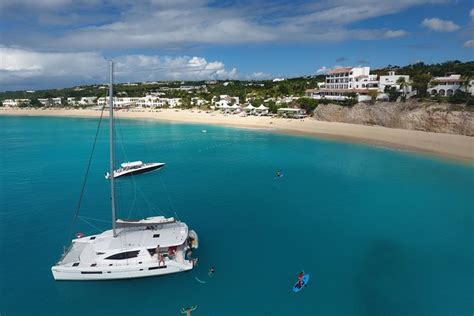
[328,67,353,75]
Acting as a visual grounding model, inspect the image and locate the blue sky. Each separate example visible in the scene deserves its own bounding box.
[1,0,473,91]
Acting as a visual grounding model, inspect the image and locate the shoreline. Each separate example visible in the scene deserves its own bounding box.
[1,107,473,164]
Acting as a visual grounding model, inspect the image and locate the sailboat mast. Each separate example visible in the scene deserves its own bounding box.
[108,60,117,237]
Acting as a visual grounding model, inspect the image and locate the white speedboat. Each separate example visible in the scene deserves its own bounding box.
[105,161,165,179]
[52,61,198,281]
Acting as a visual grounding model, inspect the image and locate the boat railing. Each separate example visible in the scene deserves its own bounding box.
[57,243,74,264]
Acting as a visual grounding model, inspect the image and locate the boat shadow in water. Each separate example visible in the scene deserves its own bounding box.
[354,238,422,316]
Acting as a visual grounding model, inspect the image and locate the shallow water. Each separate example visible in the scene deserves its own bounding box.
[0,116,473,316]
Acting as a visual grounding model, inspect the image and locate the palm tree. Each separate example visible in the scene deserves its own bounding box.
[459,74,472,94]
[396,77,407,98]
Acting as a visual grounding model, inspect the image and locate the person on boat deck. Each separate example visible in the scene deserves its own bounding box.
[180,306,197,316]
[187,236,195,248]
[159,253,165,267]
[168,246,177,259]
[186,249,198,267]
[156,245,165,266]
[297,271,305,287]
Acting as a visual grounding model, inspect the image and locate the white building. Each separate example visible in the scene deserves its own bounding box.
[353,74,379,90]
[38,97,62,106]
[324,67,370,90]
[191,97,208,107]
[427,74,467,96]
[273,78,286,82]
[213,95,239,106]
[136,95,166,107]
[379,71,411,93]
[97,97,141,107]
[67,97,78,105]
[167,98,182,108]
[80,97,98,105]
[2,99,30,107]
[469,80,474,95]
[308,67,376,102]
[3,99,17,107]
[307,67,415,102]
[215,99,230,108]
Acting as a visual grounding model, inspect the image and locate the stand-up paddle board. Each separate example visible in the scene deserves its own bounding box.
[292,274,309,293]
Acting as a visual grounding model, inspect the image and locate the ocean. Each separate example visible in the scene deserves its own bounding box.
[0,116,473,316]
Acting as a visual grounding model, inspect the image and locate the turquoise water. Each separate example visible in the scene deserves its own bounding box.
[0,116,473,316]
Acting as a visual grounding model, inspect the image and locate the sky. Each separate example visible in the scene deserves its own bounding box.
[0,0,473,91]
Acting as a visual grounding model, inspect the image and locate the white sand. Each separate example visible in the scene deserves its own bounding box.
[1,107,473,163]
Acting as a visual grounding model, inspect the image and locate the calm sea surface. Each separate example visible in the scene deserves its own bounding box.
[0,116,473,316]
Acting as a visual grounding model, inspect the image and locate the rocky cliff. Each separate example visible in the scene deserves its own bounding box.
[313,102,474,136]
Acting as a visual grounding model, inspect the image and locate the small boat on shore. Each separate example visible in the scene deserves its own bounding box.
[105,161,165,179]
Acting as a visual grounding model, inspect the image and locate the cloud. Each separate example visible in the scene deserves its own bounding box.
[421,18,460,32]
[0,47,238,90]
[0,0,440,50]
[383,29,409,38]
[464,39,474,48]
[470,8,474,20]
[336,57,350,62]
[316,66,329,74]
[357,59,370,65]
[245,72,272,80]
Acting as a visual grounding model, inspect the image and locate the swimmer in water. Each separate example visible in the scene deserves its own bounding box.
[208,266,215,277]
[180,306,197,316]
[276,170,282,177]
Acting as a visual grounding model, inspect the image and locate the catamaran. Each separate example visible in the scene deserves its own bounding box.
[51,61,198,281]
[105,161,165,179]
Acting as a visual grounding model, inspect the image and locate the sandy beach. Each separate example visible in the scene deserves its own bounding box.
[1,107,473,163]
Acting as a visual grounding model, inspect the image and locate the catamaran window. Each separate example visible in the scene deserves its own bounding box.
[105,250,140,260]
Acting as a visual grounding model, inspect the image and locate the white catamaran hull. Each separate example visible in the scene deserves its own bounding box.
[52,260,193,281]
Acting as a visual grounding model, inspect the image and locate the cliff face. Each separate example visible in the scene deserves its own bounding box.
[313,102,474,136]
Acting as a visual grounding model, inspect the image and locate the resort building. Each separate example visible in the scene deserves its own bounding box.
[38,97,62,106]
[67,97,78,106]
[307,67,416,102]
[80,97,98,105]
[427,74,468,96]
[191,97,208,107]
[307,67,377,102]
[212,95,240,107]
[324,67,370,90]
[2,99,30,107]
[378,71,411,93]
